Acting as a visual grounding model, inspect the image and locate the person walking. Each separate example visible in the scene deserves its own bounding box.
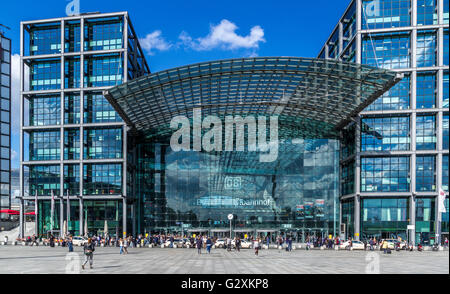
[381,239,389,254]
[196,236,203,254]
[123,237,129,254]
[68,235,74,252]
[235,237,241,252]
[82,238,95,270]
[226,237,232,252]
[119,238,124,254]
[206,237,212,254]
[254,238,260,256]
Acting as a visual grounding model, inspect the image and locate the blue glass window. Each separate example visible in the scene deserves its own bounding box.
[64,93,80,124]
[366,74,410,111]
[84,54,123,87]
[443,155,449,191]
[84,18,123,51]
[362,198,408,222]
[30,59,61,91]
[362,116,410,151]
[444,0,449,24]
[444,72,449,108]
[417,0,438,26]
[29,25,61,56]
[341,161,355,196]
[416,31,436,67]
[342,3,356,49]
[361,156,410,192]
[29,94,60,126]
[362,0,411,29]
[443,114,449,150]
[416,72,436,109]
[29,165,60,196]
[444,30,449,66]
[84,128,122,160]
[83,92,121,123]
[29,131,60,161]
[416,155,436,192]
[362,33,410,69]
[64,21,80,53]
[64,164,80,196]
[64,57,80,89]
[83,164,122,195]
[416,115,436,150]
[64,129,80,160]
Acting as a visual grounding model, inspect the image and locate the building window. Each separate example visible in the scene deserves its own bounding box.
[342,199,354,239]
[83,164,122,195]
[417,0,438,26]
[29,131,60,161]
[362,116,410,151]
[416,72,436,109]
[64,93,81,124]
[416,114,436,150]
[29,25,61,56]
[64,129,80,160]
[29,165,60,196]
[64,57,81,89]
[84,54,123,88]
[416,31,436,67]
[416,155,436,192]
[84,17,123,51]
[443,0,449,24]
[361,156,410,192]
[64,164,80,196]
[362,0,411,29]
[84,92,121,123]
[366,74,410,111]
[30,59,61,91]
[84,128,122,160]
[362,33,410,69]
[444,114,449,150]
[341,161,355,196]
[28,94,60,126]
[444,71,449,108]
[442,30,449,67]
[443,155,449,191]
[415,198,436,245]
[342,3,356,49]
[64,21,80,53]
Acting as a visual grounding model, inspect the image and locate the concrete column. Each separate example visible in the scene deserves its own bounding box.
[354,194,361,241]
[123,198,127,238]
[79,198,83,236]
[409,194,416,245]
[19,198,24,238]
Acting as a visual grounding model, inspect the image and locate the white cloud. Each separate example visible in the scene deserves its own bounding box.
[179,19,265,52]
[139,30,172,55]
[11,149,18,161]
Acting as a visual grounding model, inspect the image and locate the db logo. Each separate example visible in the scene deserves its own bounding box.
[225,177,242,190]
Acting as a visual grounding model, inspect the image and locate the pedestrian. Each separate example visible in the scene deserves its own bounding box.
[227,237,232,252]
[235,237,241,252]
[123,237,129,254]
[206,237,212,254]
[82,238,95,270]
[381,239,388,254]
[254,238,260,256]
[196,236,203,254]
[444,237,449,248]
[119,238,124,254]
[68,235,74,252]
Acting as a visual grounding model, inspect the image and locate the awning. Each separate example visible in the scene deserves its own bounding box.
[104,57,402,139]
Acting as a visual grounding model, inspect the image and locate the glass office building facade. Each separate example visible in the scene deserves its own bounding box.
[19,12,149,236]
[0,32,11,220]
[319,0,449,244]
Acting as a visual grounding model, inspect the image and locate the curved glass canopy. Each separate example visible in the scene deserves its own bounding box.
[104,57,402,138]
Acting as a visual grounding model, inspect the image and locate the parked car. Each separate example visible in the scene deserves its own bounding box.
[72,236,88,246]
[214,239,226,248]
[231,239,253,249]
[339,240,365,250]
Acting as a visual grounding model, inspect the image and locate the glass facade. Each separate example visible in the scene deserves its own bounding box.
[416,155,436,192]
[362,0,411,29]
[365,74,410,111]
[361,157,410,192]
[362,116,410,151]
[0,34,11,216]
[416,114,436,150]
[134,137,340,236]
[362,32,410,69]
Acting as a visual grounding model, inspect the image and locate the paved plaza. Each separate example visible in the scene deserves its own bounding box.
[0,246,448,274]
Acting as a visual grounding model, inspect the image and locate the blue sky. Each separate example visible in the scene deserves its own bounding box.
[1,0,351,168]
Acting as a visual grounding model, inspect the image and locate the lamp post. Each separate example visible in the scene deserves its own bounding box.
[228,214,234,239]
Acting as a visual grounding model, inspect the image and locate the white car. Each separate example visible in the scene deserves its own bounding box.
[215,239,226,248]
[339,240,365,250]
[232,239,253,249]
[72,236,88,246]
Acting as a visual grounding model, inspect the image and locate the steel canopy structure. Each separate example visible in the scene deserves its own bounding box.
[104,57,402,138]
